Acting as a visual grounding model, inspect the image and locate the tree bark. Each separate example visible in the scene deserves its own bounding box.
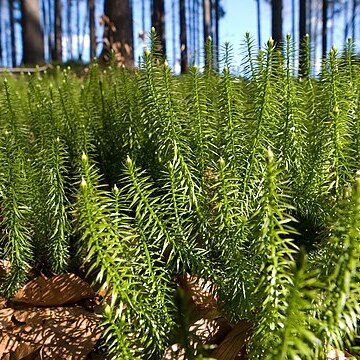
[215,0,219,66]
[67,0,72,59]
[47,0,53,61]
[203,0,212,43]
[322,0,327,58]
[271,0,283,46]
[257,0,261,48]
[299,0,307,46]
[344,0,349,42]
[291,0,295,42]
[172,0,176,68]
[89,0,96,59]
[299,0,307,77]
[0,3,3,65]
[102,0,134,67]
[152,0,166,56]
[180,0,188,73]
[307,0,312,39]
[21,0,45,65]
[8,0,16,66]
[352,0,357,41]
[53,0,62,61]
[329,0,335,46]
[76,0,81,60]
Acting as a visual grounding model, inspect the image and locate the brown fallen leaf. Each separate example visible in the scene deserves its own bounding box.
[211,320,253,360]
[13,274,94,306]
[10,342,41,360]
[0,333,17,358]
[0,309,14,330]
[178,273,218,313]
[0,306,102,360]
[190,317,232,345]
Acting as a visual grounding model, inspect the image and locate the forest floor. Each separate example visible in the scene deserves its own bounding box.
[0,260,107,359]
[0,261,353,360]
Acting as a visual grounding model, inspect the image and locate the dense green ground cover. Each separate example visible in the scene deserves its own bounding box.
[1,33,360,358]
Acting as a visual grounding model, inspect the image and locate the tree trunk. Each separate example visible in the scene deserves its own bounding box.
[352,0,357,41]
[344,0,349,42]
[257,0,261,48]
[102,0,134,66]
[152,0,166,56]
[8,0,16,66]
[203,0,212,43]
[271,0,283,46]
[299,0,307,46]
[192,0,196,63]
[322,0,327,58]
[299,0,307,77]
[196,0,200,64]
[329,0,335,46]
[0,3,4,65]
[67,0,72,59]
[180,0,188,73]
[76,0,81,60]
[53,0,62,61]
[307,0,312,39]
[215,0,219,66]
[6,20,11,66]
[172,0,176,68]
[292,0,295,42]
[89,0,96,59]
[21,0,45,65]
[187,0,192,58]
[41,0,48,61]
[47,0,53,61]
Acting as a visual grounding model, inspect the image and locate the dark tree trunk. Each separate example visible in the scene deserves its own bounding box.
[172,0,176,68]
[352,0,357,41]
[214,0,219,66]
[192,0,196,62]
[292,0,295,41]
[0,3,4,65]
[322,0,327,58]
[53,0,62,61]
[141,0,145,32]
[257,0,261,48]
[6,20,11,66]
[47,0,53,61]
[187,0,192,57]
[180,0,188,73]
[344,0,349,42]
[203,0,212,43]
[299,0,307,46]
[21,0,45,65]
[196,0,200,64]
[102,0,134,66]
[271,0,283,46]
[329,0,335,46]
[67,0,72,59]
[89,0,96,59]
[152,0,166,56]
[41,0,48,61]
[299,0,307,77]
[8,0,16,66]
[307,0,312,39]
[76,0,81,60]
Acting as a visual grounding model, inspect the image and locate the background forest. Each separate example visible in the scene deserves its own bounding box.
[1,0,360,72]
